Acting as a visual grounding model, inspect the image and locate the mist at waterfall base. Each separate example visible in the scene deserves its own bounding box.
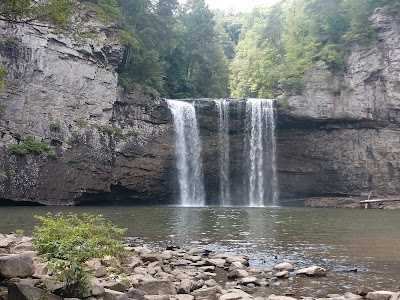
[167,98,278,207]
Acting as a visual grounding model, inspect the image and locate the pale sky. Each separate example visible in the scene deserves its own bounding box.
[205,0,281,12]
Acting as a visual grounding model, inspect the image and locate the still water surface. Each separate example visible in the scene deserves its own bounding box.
[0,206,399,296]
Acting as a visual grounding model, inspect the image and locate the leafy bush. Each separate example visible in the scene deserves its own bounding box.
[0,67,6,90]
[50,122,61,132]
[100,125,123,138]
[33,213,128,298]
[125,130,139,138]
[74,118,87,128]
[0,171,6,183]
[7,136,49,156]
[66,136,75,145]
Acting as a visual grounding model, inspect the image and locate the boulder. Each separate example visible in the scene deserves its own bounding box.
[294,266,327,277]
[101,280,129,292]
[89,277,105,296]
[101,289,130,300]
[126,287,147,300]
[7,282,62,300]
[344,293,363,300]
[102,256,119,267]
[390,292,400,300]
[190,286,218,299]
[229,262,245,271]
[177,279,192,294]
[207,258,226,268]
[135,281,177,295]
[240,276,259,285]
[10,243,34,253]
[366,291,394,300]
[224,289,253,298]
[273,262,294,272]
[0,253,35,279]
[219,292,243,300]
[356,286,376,297]
[227,270,249,279]
[188,248,207,255]
[274,271,290,278]
[141,254,164,263]
[204,279,218,287]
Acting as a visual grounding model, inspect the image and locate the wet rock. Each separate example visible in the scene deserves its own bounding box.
[273,262,294,272]
[294,266,327,277]
[135,281,177,295]
[7,282,62,300]
[366,291,394,300]
[0,253,35,279]
[356,286,375,296]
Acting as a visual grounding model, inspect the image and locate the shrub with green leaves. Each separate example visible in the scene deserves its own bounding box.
[7,136,49,156]
[33,213,128,298]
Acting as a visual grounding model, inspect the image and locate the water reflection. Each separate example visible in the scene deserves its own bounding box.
[0,206,399,296]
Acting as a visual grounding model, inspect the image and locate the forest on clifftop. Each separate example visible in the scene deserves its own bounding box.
[0,0,399,100]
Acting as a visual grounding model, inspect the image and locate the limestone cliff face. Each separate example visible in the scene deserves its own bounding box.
[0,20,174,205]
[279,11,400,202]
[1,11,400,206]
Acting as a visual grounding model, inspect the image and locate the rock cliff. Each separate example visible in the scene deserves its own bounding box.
[278,10,400,205]
[0,19,175,205]
[1,10,400,206]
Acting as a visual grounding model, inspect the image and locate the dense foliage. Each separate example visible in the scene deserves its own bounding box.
[33,213,128,297]
[230,0,400,98]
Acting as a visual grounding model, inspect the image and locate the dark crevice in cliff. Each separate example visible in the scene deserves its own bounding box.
[74,185,174,206]
[0,198,45,206]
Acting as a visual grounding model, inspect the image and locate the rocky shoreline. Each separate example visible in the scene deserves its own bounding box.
[0,233,399,300]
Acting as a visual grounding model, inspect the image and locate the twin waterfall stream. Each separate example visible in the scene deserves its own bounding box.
[167,99,278,207]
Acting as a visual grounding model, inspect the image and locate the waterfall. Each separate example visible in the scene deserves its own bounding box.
[245,99,278,207]
[214,99,231,205]
[166,100,205,206]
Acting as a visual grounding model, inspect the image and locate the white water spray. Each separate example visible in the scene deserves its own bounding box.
[166,100,205,206]
[214,99,231,205]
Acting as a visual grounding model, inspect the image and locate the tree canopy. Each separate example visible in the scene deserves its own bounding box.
[1,0,399,99]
